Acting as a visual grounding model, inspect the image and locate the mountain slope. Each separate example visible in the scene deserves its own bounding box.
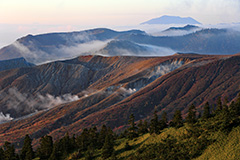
[0,55,190,118]
[0,54,240,148]
[0,57,34,71]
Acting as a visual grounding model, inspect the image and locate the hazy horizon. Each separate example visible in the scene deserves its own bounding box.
[1,0,240,48]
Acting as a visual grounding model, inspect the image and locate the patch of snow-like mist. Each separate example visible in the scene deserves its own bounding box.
[152,28,202,36]
[0,112,13,124]
[148,60,183,79]
[119,87,137,96]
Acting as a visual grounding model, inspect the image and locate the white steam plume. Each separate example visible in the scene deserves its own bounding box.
[119,87,137,96]
[7,87,80,114]
[148,60,183,79]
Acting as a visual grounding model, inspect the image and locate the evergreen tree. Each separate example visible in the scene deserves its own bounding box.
[110,151,118,160]
[98,125,108,149]
[0,147,4,160]
[101,134,114,159]
[229,93,240,118]
[137,120,148,135]
[70,134,77,151]
[3,141,17,160]
[170,110,183,128]
[186,104,196,125]
[76,128,89,151]
[216,96,223,113]
[149,110,160,134]
[202,102,211,120]
[88,126,98,150]
[127,114,138,139]
[20,134,34,160]
[37,135,53,160]
[223,97,229,111]
[49,140,61,160]
[124,142,131,151]
[85,145,94,160]
[60,133,73,158]
[159,111,168,130]
[143,120,149,133]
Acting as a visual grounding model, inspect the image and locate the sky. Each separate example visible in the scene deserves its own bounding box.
[0,0,240,47]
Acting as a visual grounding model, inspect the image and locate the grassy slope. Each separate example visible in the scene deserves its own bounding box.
[74,125,240,160]
[195,126,240,160]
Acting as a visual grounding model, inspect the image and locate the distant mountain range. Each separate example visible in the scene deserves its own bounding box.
[141,15,201,25]
[0,26,240,67]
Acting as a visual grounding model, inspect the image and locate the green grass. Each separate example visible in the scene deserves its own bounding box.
[114,126,240,160]
[195,126,240,160]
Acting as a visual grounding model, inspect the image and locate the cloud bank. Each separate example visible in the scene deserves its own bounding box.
[13,39,111,64]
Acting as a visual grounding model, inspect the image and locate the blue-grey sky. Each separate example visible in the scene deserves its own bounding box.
[0,0,240,47]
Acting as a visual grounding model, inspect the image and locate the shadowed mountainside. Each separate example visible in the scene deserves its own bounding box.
[0,57,34,72]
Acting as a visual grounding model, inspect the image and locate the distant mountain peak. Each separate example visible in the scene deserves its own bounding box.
[141,15,201,25]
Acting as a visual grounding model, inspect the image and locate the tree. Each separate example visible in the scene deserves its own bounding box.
[20,134,34,160]
[76,128,89,151]
[170,110,183,128]
[0,147,4,160]
[37,135,53,160]
[149,110,160,134]
[137,120,148,135]
[229,93,240,118]
[85,145,94,160]
[124,142,131,151]
[101,134,114,159]
[127,114,138,139]
[159,111,168,130]
[186,104,196,125]
[88,126,98,150]
[202,102,211,120]
[98,125,108,148]
[216,97,223,113]
[3,141,17,160]
[49,140,61,160]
